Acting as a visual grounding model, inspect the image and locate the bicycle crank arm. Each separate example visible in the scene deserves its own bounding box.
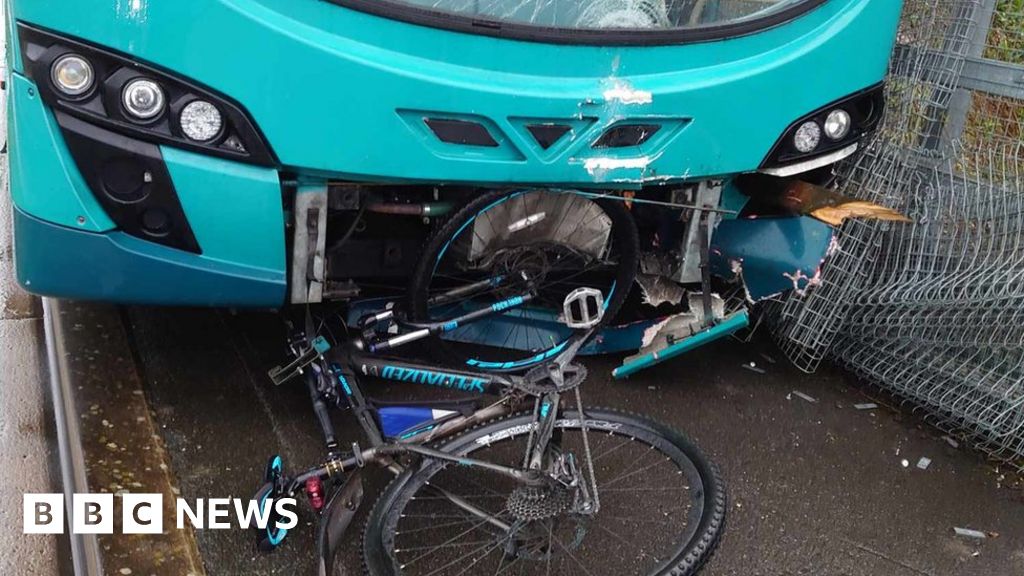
[370,292,536,353]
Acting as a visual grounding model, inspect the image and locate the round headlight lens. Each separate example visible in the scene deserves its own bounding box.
[179,100,223,142]
[50,54,94,97]
[793,121,822,153]
[824,109,852,140]
[122,79,166,120]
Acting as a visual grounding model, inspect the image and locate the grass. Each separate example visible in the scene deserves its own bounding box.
[985,0,1024,64]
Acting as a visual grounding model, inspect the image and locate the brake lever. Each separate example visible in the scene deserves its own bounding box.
[268,335,332,386]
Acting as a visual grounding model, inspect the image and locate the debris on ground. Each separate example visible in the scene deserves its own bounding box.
[758,352,777,364]
[790,390,817,403]
[741,362,766,374]
[901,459,910,468]
[917,457,932,470]
[854,403,878,411]
[943,436,960,449]
[953,527,996,540]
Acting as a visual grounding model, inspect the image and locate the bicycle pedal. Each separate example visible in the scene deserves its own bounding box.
[562,287,605,329]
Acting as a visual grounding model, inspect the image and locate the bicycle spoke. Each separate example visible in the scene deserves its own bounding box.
[417,190,628,367]
[401,516,496,568]
[379,412,714,576]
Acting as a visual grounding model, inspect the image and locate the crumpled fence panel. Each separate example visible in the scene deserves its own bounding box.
[766,0,1024,468]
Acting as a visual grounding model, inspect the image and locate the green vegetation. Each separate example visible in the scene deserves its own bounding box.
[986,0,1024,64]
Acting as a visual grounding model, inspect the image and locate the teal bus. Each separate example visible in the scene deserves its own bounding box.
[6,1,905,573]
[7,0,901,366]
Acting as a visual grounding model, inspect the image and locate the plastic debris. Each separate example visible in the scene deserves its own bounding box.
[635,273,686,307]
[742,362,766,374]
[854,403,878,411]
[916,457,931,470]
[953,527,989,540]
[759,352,777,364]
[791,390,817,403]
[943,436,960,449]
[901,459,910,468]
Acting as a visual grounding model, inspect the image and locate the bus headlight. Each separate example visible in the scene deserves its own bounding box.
[793,122,821,153]
[824,109,852,140]
[18,23,276,166]
[50,54,94,97]
[179,100,223,142]
[122,79,166,120]
[760,84,885,173]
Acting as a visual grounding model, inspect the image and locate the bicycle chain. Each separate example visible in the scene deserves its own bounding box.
[575,386,600,514]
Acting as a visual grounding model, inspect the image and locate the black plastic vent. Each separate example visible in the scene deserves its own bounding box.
[525,123,572,149]
[593,124,661,148]
[57,112,201,253]
[424,118,499,147]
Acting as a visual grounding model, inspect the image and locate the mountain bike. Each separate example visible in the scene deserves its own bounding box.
[256,189,726,576]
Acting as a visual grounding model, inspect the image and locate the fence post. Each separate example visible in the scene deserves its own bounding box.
[936,0,999,150]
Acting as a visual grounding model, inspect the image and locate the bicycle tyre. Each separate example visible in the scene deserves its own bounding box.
[362,408,726,576]
[408,189,639,371]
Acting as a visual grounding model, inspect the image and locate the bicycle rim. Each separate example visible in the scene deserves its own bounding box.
[363,409,722,576]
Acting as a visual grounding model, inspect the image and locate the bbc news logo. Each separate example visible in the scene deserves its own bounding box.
[24,494,297,534]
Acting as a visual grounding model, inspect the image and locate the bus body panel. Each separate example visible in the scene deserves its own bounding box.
[6,0,903,305]
[11,0,901,183]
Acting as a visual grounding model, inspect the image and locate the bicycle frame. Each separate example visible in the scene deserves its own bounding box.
[267,284,601,559]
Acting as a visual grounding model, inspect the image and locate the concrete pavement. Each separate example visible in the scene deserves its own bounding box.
[0,124,66,574]
[119,306,1024,576]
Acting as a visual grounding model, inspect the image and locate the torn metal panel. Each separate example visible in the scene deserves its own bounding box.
[290,183,329,304]
[710,215,834,302]
[614,308,750,379]
[633,292,725,356]
[676,181,723,283]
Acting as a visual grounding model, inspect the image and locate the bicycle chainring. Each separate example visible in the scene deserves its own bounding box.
[517,362,587,395]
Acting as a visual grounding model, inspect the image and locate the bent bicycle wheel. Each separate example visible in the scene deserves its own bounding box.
[408,189,638,371]
[362,408,726,576]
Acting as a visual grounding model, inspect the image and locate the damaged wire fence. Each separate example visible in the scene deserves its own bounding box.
[766,0,1024,468]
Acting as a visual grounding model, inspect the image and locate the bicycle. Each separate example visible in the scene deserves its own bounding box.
[255,189,726,576]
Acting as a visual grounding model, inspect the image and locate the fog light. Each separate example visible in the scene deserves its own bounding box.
[179,100,223,142]
[122,79,166,120]
[824,109,852,140]
[793,121,821,153]
[51,54,94,96]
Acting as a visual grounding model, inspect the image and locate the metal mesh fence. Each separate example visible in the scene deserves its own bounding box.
[767,0,983,372]
[765,0,1024,467]
[985,0,1024,64]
